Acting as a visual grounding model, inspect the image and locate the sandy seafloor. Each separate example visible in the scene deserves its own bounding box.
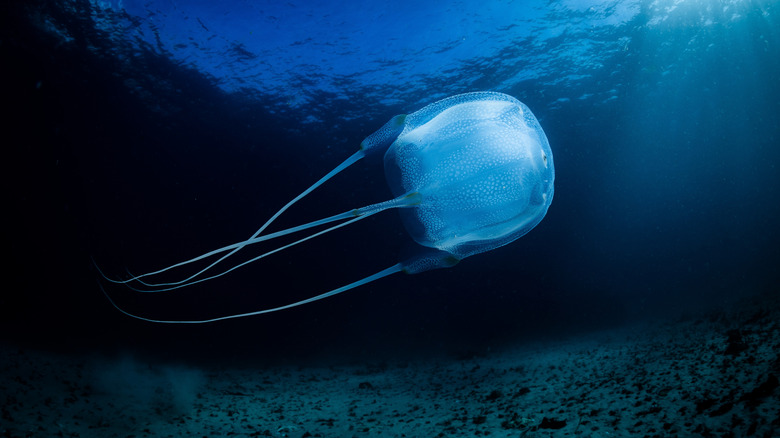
[2,293,779,438]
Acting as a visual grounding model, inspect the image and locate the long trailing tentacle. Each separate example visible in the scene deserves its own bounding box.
[102,209,360,287]
[104,150,366,287]
[121,212,375,292]
[98,264,403,323]
[95,191,421,291]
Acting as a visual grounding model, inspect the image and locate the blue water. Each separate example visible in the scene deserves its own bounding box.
[3,0,779,359]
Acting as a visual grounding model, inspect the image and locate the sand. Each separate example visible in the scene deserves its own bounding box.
[2,293,778,437]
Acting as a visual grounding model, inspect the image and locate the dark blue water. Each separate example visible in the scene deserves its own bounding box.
[4,0,779,362]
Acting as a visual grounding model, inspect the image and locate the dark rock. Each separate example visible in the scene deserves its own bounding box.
[708,402,733,417]
[740,374,778,407]
[485,389,502,401]
[637,406,662,416]
[693,423,713,437]
[513,387,530,397]
[695,397,717,413]
[538,417,567,429]
[724,329,748,356]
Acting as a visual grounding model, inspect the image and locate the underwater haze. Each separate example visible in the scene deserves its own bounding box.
[4,0,780,436]
[4,0,780,362]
